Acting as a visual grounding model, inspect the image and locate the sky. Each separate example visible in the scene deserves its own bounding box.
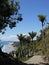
[0,0,49,41]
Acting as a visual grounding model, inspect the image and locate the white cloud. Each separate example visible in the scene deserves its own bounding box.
[1,35,18,41]
[0,33,29,41]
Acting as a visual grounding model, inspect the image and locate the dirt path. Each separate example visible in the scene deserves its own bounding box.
[24,55,45,64]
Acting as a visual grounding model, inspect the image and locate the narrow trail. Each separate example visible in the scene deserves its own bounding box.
[24,55,46,64]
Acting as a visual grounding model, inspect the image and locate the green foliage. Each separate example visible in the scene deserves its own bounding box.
[19,56,29,61]
[38,15,46,23]
[36,36,41,42]
[17,34,25,42]
[0,0,22,34]
[17,34,25,46]
[29,31,36,42]
[10,27,49,61]
[36,27,49,55]
[26,36,31,43]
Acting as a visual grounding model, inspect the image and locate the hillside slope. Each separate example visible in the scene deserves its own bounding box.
[36,27,49,55]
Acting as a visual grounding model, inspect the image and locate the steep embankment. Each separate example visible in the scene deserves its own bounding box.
[36,27,49,55]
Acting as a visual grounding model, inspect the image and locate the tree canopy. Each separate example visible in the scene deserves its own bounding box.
[0,0,22,34]
[38,15,46,23]
[29,31,36,42]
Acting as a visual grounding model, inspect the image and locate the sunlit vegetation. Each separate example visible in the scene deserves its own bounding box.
[0,0,49,64]
[9,26,49,62]
[10,22,49,61]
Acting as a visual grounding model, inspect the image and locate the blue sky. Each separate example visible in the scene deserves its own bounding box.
[0,0,49,41]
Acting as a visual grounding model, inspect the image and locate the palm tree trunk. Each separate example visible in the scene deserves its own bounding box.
[42,23,46,53]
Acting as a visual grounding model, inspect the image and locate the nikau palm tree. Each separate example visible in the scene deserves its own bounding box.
[38,15,46,52]
[29,32,36,55]
[17,34,25,46]
[17,34,25,57]
[29,31,36,42]
[25,36,31,57]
